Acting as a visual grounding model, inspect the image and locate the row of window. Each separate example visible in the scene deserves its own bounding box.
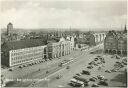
[11,56,43,65]
[11,51,43,56]
[11,53,43,60]
[11,50,44,56]
[11,47,44,52]
[52,52,70,58]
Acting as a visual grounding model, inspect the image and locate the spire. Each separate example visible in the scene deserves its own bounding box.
[124,24,127,33]
[70,26,71,36]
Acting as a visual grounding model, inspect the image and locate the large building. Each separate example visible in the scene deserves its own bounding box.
[1,36,75,67]
[47,36,75,59]
[104,26,127,56]
[1,39,47,67]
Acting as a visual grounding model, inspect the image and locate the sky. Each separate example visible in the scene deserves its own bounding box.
[0,0,127,31]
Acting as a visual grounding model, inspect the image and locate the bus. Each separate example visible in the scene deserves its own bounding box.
[69,78,84,87]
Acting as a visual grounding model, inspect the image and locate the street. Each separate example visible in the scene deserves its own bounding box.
[32,43,126,88]
[33,44,103,87]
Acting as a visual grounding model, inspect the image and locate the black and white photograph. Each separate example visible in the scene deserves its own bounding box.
[0,0,127,87]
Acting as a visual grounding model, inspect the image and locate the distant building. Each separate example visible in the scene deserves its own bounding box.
[104,26,127,56]
[7,22,13,36]
[76,32,106,46]
[84,32,96,46]
[1,39,47,67]
[93,32,106,44]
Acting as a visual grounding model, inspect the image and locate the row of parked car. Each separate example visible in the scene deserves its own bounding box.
[87,56,105,69]
[68,55,109,87]
[69,70,90,87]
[19,60,45,69]
[69,70,108,87]
[8,60,46,71]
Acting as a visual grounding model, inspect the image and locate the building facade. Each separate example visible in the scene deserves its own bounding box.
[9,45,46,67]
[93,33,106,44]
[80,32,106,46]
[1,39,47,67]
[104,26,127,56]
[104,31,118,54]
[47,36,75,59]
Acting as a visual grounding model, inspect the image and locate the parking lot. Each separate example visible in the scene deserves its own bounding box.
[67,54,127,87]
[42,49,127,88]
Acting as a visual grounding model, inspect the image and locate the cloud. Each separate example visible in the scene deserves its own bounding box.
[0,0,127,30]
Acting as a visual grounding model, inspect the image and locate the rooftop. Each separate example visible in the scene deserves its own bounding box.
[2,39,47,51]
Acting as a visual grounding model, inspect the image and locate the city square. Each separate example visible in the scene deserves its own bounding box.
[1,0,127,88]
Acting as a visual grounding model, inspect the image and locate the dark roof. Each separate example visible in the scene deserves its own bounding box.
[2,39,47,51]
[8,22,13,25]
[50,37,60,42]
[107,30,117,38]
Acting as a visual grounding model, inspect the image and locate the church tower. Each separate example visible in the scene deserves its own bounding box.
[124,24,127,33]
[7,22,13,36]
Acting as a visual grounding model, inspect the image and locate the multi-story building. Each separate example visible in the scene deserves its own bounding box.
[1,39,47,67]
[104,26,127,56]
[117,35,127,55]
[47,40,61,59]
[47,36,75,59]
[76,32,106,46]
[93,32,106,44]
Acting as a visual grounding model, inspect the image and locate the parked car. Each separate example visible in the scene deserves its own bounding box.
[98,80,108,86]
[23,65,26,67]
[97,75,104,80]
[87,66,93,69]
[9,69,12,71]
[73,75,79,79]
[105,70,111,73]
[94,63,98,66]
[92,83,99,87]
[94,58,99,61]
[116,61,121,64]
[56,75,62,79]
[89,77,96,82]
[76,73,81,76]
[88,61,95,65]
[46,71,49,74]
[19,66,22,68]
[90,52,94,54]
[82,70,90,75]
